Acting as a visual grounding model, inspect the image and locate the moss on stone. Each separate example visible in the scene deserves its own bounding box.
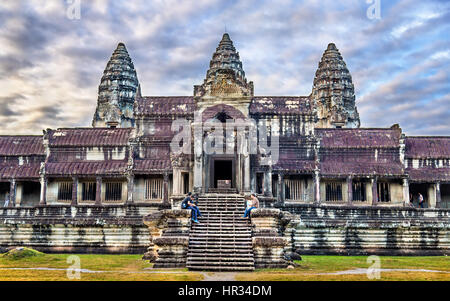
[2,247,45,260]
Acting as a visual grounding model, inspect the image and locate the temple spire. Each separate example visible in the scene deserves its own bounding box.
[311,43,360,128]
[195,33,253,97]
[92,42,139,128]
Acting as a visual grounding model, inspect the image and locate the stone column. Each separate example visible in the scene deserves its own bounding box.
[95,177,102,206]
[371,177,378,206]
[264,169,273,197]
[250,172,256,193]
[163,173,169,204]
[71,177,78,206]
[402,178,410,207]
[428,183,437,208]
[347,176,353,205]
[314,170,320,204]
[127,174,134,204]
[244,155,251,193]
[39,176,47,205]
[277,173,283,202]
[171,168,179,196]
[436,182,441,208]
[193,122,203,193]
[9,179,16,208]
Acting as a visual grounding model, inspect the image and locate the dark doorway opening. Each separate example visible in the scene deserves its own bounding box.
[21,182,41,207]
[183,173,189,195]
[409,183,429,208]
[256,173,264,195]
[440,184,450,209]
[214,160,233,188]
[0,182,9,205]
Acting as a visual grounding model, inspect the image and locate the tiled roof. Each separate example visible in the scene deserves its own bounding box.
[0,163,41,179]
[46,161,128,176]
[135,96,195,116]
[317,128,400,148]
[250,97,312,115]
[406,167,450,182]
[135,96,314,116]
[273,159,316,172]
[405,137,450,158]
[134,159,171,172]
[48,128,131,147]
[0,136,44,156]
[320,161,404,177]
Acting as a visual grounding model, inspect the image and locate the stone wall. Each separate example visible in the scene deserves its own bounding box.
[277,204,450,255]
[0,204,165,253]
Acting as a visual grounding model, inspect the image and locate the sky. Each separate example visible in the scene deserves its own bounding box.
[0,0,448,136]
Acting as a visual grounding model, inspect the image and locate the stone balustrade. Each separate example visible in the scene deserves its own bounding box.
[143,209,191,268]
[250,208,300,268]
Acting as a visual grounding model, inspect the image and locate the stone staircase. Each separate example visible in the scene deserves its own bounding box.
[186,195,255,271]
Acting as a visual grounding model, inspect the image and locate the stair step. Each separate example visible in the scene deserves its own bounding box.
[189,242,252,245]
[192,225,250,228]
[188,248,254,253]
[191,231,251,234]
[189,252,253,256]
[190,233,251,237]
[189,254,254,261]
[189,240,252,245]
[187,257,254,263]
[187,265,255,272]
[187,262,254,267]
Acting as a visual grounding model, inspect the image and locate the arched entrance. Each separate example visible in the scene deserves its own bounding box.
[194,104,251,194]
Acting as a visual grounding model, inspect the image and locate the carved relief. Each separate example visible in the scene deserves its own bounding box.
[170,153,190,168]
[210,75,243,96]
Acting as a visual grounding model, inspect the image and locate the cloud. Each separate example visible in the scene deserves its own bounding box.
[0,0,448,136]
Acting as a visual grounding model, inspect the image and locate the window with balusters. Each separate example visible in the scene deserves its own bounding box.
[105,182,123,202]
[57,182,72,202]
[377,182,390,202]
[285,178,307,201]
[325,182,343,202]
[352,181,366,202]
[81,182,96,202]
[145,178,163,201]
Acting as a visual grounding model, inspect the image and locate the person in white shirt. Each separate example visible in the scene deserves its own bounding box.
[243,193,259,218]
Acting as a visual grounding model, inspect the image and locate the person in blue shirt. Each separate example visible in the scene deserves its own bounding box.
[181,192,202,223]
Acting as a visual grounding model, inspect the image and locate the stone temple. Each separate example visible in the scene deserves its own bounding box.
[0,33,448,270]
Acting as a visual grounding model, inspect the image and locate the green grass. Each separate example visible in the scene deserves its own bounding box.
[235,255,450,281]
[0,253,203,281]
[0,253,448,281]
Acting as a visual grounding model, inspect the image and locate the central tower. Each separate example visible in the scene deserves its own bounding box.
[194,33,254,99]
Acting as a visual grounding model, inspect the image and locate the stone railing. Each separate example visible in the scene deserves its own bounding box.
[250,208,301,268]
[143,209,191,268]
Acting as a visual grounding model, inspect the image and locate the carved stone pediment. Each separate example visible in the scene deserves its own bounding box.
[170,153,190,168]
[210,73,245,96]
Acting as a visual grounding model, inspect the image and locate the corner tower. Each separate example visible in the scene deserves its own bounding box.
[92,43,140,128]
[311,43,360,128]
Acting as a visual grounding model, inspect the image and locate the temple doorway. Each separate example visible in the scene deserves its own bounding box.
[440,184,450,208]
[409,183,429,208]
[212,159,234,189]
